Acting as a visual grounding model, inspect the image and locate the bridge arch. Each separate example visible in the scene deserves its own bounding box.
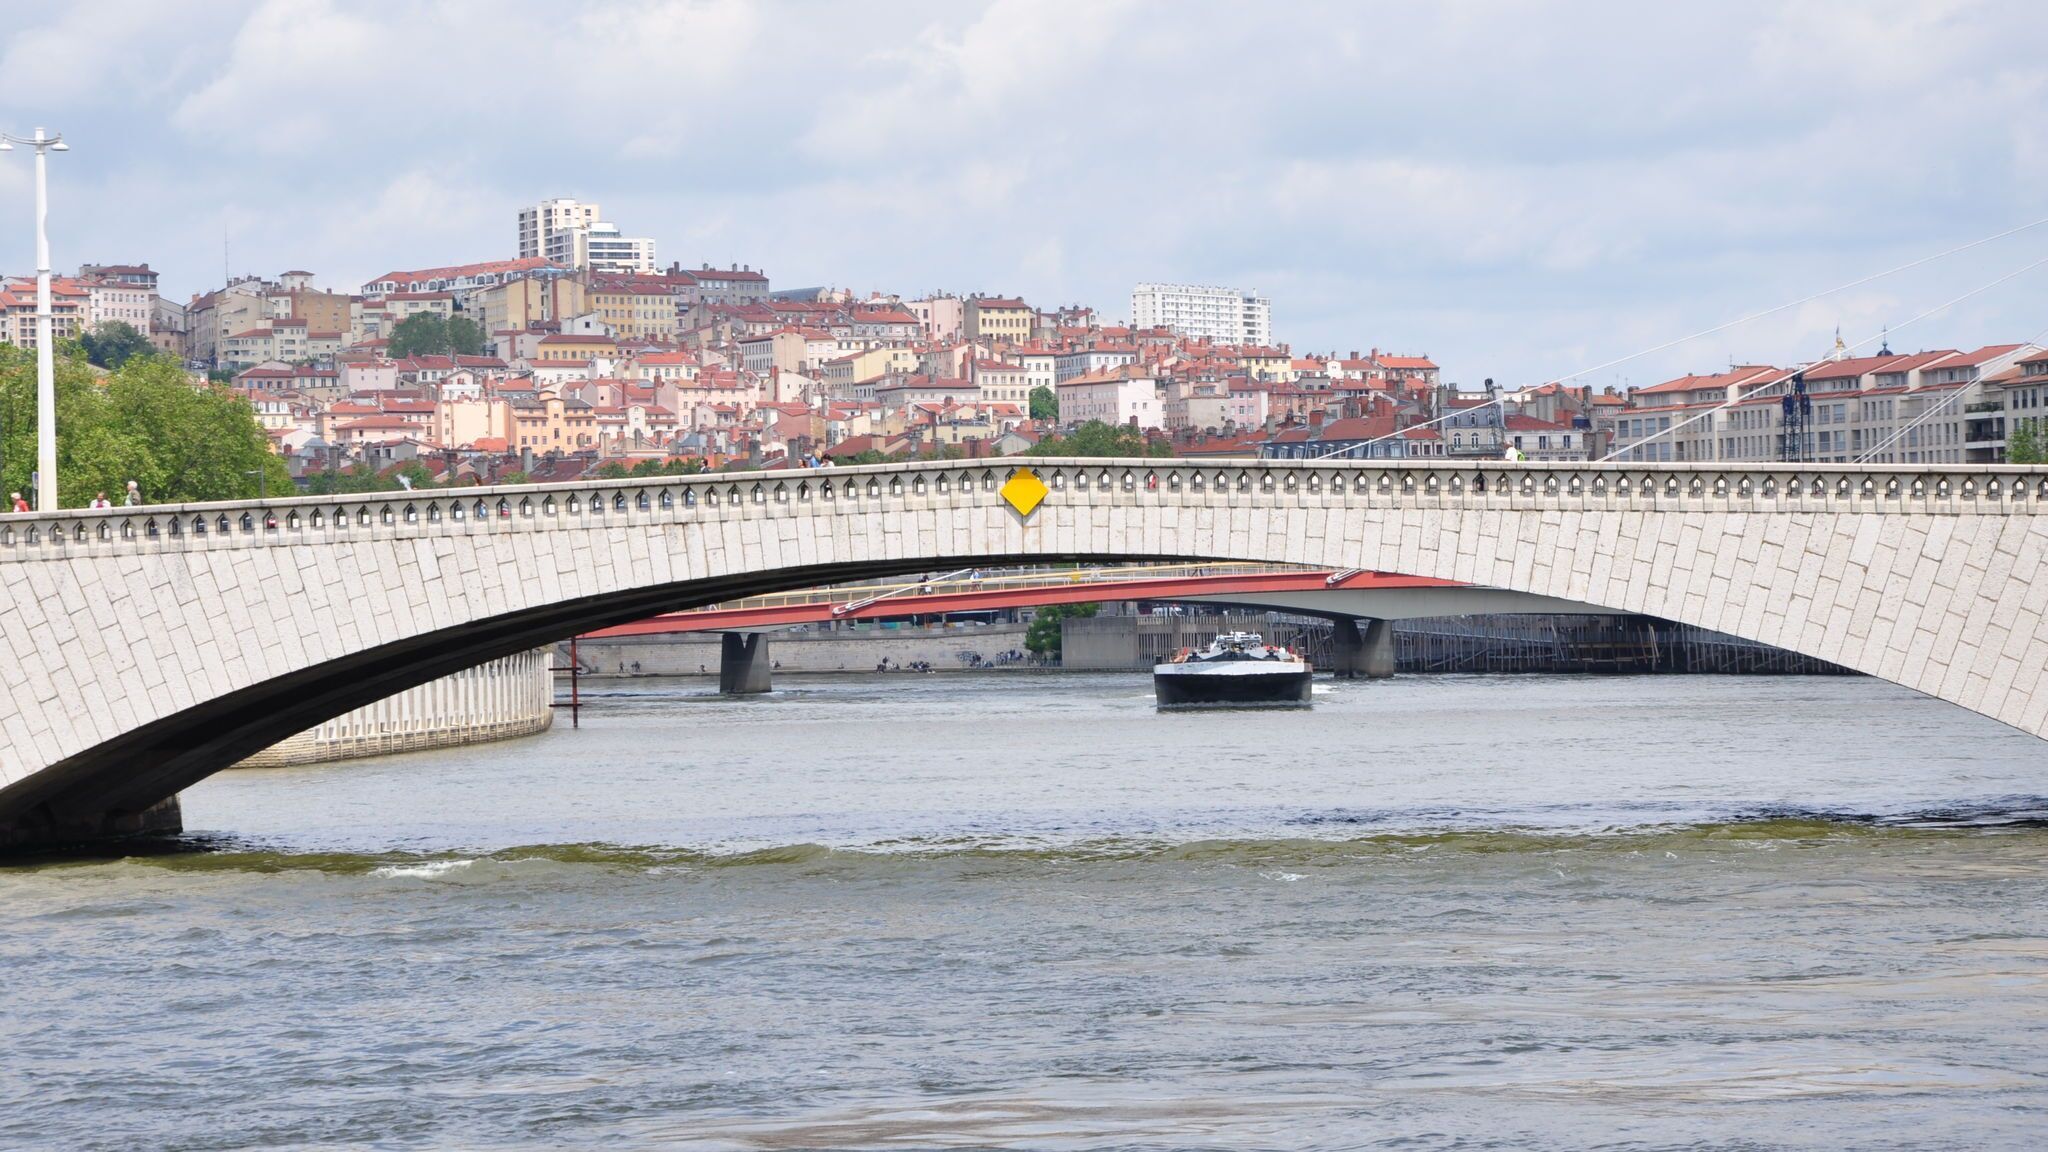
[2,458,2044,843]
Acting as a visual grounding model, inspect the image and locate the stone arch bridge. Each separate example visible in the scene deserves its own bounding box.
[2,458,2043,844]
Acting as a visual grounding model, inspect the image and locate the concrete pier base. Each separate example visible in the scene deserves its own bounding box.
[719,633,772,694]
[0,793,182,851]
[1329,617,1396,679]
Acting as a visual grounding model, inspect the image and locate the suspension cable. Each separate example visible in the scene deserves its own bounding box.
[1852,318,2048,463]
[1303,214,2048,462]
[1599,248,2048,462]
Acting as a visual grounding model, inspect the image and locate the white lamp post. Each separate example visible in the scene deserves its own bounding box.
[0,127,70,511]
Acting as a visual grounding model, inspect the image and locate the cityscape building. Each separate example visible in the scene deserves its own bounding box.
[1131,282,1272,345]
[517,198,600,261]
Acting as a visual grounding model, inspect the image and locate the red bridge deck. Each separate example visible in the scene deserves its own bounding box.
[586,569,1459,638]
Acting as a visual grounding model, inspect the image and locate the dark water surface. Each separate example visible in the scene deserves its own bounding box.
[5,674,2048,1149]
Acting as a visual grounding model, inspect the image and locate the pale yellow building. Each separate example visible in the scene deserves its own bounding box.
[478,276,587,336]
[585,280,678,341]
[533,332,618,363]
[964,296,1031,344]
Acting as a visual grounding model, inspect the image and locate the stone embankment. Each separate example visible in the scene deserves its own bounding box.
[235,649,555,768]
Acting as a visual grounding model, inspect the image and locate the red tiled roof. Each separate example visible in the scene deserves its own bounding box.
[1635,366,1780,395]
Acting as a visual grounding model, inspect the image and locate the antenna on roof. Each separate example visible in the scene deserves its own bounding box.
[1878,324,1891,356]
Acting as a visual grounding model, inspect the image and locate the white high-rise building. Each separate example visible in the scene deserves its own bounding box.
[1131,282,1272,346]
[517,198,601,260]
[517,198,657,273]
[557,221,656,274]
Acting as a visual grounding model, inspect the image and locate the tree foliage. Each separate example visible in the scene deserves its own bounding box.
[387,312,487,359]
[301,461,439,494]
[2008,419,2046,464]
[1024,601,1099,658]
[77,321,156,370]
[1028,385,1057,422]
[594,457,709,479]
[1026,419,1171,458]
[0,345,289,507]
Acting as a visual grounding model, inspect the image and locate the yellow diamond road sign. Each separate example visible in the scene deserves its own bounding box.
[1000,467,1049,518]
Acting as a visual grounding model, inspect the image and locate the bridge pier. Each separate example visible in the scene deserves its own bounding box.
[1329,618,1395,679]
[1,794,182,851]
[718,633,773,695]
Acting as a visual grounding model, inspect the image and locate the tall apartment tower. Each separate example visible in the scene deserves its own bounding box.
[517,198,601,260]
[1131,282,1272,345]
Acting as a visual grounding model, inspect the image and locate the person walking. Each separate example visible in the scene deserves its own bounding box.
[124,480,141,506]
[89,491,112,509]
[9,492,26,513]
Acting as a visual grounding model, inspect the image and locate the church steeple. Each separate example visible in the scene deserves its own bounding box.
[1877,324,1892,356]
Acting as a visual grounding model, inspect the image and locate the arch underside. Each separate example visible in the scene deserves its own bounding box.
[4,496,2042,843]
[3,552,1177,839]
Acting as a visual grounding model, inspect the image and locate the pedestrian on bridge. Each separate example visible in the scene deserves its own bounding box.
[89,492,112,509]
[124,480,141,506]
[9,493,25,513]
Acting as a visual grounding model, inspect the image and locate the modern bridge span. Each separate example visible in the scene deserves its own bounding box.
[2,458,2045,844]
[580,564,1612,687]
[583,564,1601,636]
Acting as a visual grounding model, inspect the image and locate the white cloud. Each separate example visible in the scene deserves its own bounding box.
[172,0,384,153]
[2,0,2046,385]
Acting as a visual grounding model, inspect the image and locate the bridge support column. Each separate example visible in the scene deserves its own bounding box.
[1329,618,1395,679]
[0,793,183,850]
[718,633,772,695]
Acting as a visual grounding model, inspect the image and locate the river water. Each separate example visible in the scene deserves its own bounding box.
[5,673,2048,1150]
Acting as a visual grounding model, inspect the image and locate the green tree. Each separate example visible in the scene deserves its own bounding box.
[633,457,707,476]
[833,449,898,466]
[1024,602,1099,660]
[1028,384,1057,422]
[76,321,156,370]
[102,356,292,503]
[0,345,288,506]
[2008,419,2046,464]
[391,461,439,490]
[302,467,398,495]
[387,313,487,359]
[447,315,487,356]
[1026,420,1171,458]
[387,313,448,359]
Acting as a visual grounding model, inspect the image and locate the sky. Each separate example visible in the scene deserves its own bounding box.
[1,0,2045,388]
